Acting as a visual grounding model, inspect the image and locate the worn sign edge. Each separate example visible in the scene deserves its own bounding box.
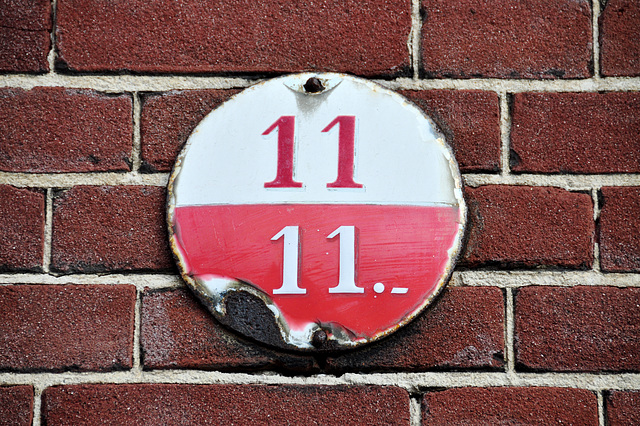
[166,72,467,351]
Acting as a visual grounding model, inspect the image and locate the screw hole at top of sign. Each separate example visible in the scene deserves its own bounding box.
[282,73,343,94]
[303,77,324,93]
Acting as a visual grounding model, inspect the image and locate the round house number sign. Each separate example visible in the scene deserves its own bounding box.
[168,73,466,351]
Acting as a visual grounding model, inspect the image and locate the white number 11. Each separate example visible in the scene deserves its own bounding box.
[271,225,364,295]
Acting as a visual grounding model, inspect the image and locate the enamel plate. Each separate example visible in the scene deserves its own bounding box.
[168,73,466,351]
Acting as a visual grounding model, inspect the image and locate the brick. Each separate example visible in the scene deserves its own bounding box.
[423,387,597,425]
[515,286,640,372]
[0,185,44,271]
[0,284,135,372]
[0,28,50,73]
[0,0,51,72]
[421,0,592,79]
[140,90,239,172]
[606,390,640,426]
[326,287,504,372]
[400,90,500,172]
[55,0,411,76]
[599,187,640,272]
[511,92,640,173]
[142,288,318,373]
[600,0,640,76]
[43,384,409,424]
[0,386,33,426]
[51,186,174,273]
[0,87,132,172]
[0,0,50,28]
[463,186,594,269]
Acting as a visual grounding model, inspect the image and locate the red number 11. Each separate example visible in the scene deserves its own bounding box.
[262,115,362,189]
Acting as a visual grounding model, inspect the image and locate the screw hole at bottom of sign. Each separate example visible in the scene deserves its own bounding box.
[312,329,328,347]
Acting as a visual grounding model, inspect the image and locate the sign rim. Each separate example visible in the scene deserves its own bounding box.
[166,72,467,351]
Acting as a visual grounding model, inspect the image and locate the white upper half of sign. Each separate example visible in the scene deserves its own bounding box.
[172,74,462,207]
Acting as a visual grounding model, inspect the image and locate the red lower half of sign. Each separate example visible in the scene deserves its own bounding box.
[173,204,461,337]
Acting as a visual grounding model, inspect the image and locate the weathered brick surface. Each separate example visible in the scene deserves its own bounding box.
[600,0,640,76]
[140,90,238,172]
[515,286,640,372]
[51,186,174,273]
[463,186,594,269]
[511,92,640,173]
[0,386,33,426]
[0,28,50,73]
[56,0,411,76]
[0,185,44,272]
[599,187,640,272]
[0,0,50,30]
[326,287,504,372]
[400,90,500,172]
[423,387,598,425]
[0,87,132,172]
[2,0,638,420]
[0,0,51,72]
[142,288,318,373]
[606,390,640,426]
[0,285,135,372]
[421,0,592,79]
[43,384,410,424]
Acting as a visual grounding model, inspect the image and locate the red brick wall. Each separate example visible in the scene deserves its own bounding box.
[1,0,639,424]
